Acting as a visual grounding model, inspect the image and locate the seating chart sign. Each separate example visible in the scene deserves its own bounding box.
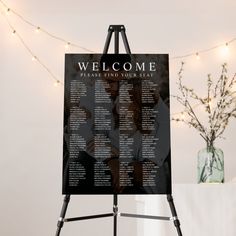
[63,54,171,194]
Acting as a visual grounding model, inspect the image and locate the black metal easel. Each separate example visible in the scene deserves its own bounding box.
[55,25,182,236]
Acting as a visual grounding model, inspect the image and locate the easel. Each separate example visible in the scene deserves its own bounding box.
[55,25,182,236]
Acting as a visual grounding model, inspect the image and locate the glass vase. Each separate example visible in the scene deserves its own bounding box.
[197,146,224,183]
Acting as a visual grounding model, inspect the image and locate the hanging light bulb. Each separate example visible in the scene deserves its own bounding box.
[32,56,37,61]
[195,52,200,60]
[220,42,230,57]
[65,42,70,49]
[6,8,11,15]
[181,112,185,119]
[35,26,40,33]
[12,30,16,35]
[225,42,229,51]
[54,80,60,87]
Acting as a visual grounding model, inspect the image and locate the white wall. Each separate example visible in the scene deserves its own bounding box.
[1,0,236,235]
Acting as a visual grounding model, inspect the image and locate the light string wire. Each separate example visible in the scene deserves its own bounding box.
[1,0,236,60]
[0,0,95,53]
[0,10,63,86]
[0,1,235,117]
[171,37,236,60]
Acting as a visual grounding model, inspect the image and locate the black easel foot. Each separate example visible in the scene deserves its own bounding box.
[55,195,70,236]
[167,195,182,236]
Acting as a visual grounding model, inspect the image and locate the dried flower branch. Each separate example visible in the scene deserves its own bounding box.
[172,62,236,147]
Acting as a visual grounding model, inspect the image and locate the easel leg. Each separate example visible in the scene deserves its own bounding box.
[167,195,182,236]
[55,195,71,236]
[113,194,118,236]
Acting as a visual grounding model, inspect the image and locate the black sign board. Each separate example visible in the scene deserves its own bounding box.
[63,54,171,194]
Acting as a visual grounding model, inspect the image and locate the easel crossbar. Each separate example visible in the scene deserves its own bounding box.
[120,213,171,221]
[64,213,114,222]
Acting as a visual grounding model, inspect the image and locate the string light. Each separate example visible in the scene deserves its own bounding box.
[223,42,229,54]
[0,0,94,52]
[31,56,37,61]
[1,8,229,116]
[1,0,236,59]
[35,26,40,33]
[54,80,60,87]
[0,2,234,123]
[220,42,230,57]
[0,0,236,95]
[225,42,229,51]
[65,42,70,49]
[0,9,63,87]
[6,7,10,15]
[172,39,235,60]
[195,52,200,60]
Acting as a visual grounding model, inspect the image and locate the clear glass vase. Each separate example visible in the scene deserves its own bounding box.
[197,146,224,183]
